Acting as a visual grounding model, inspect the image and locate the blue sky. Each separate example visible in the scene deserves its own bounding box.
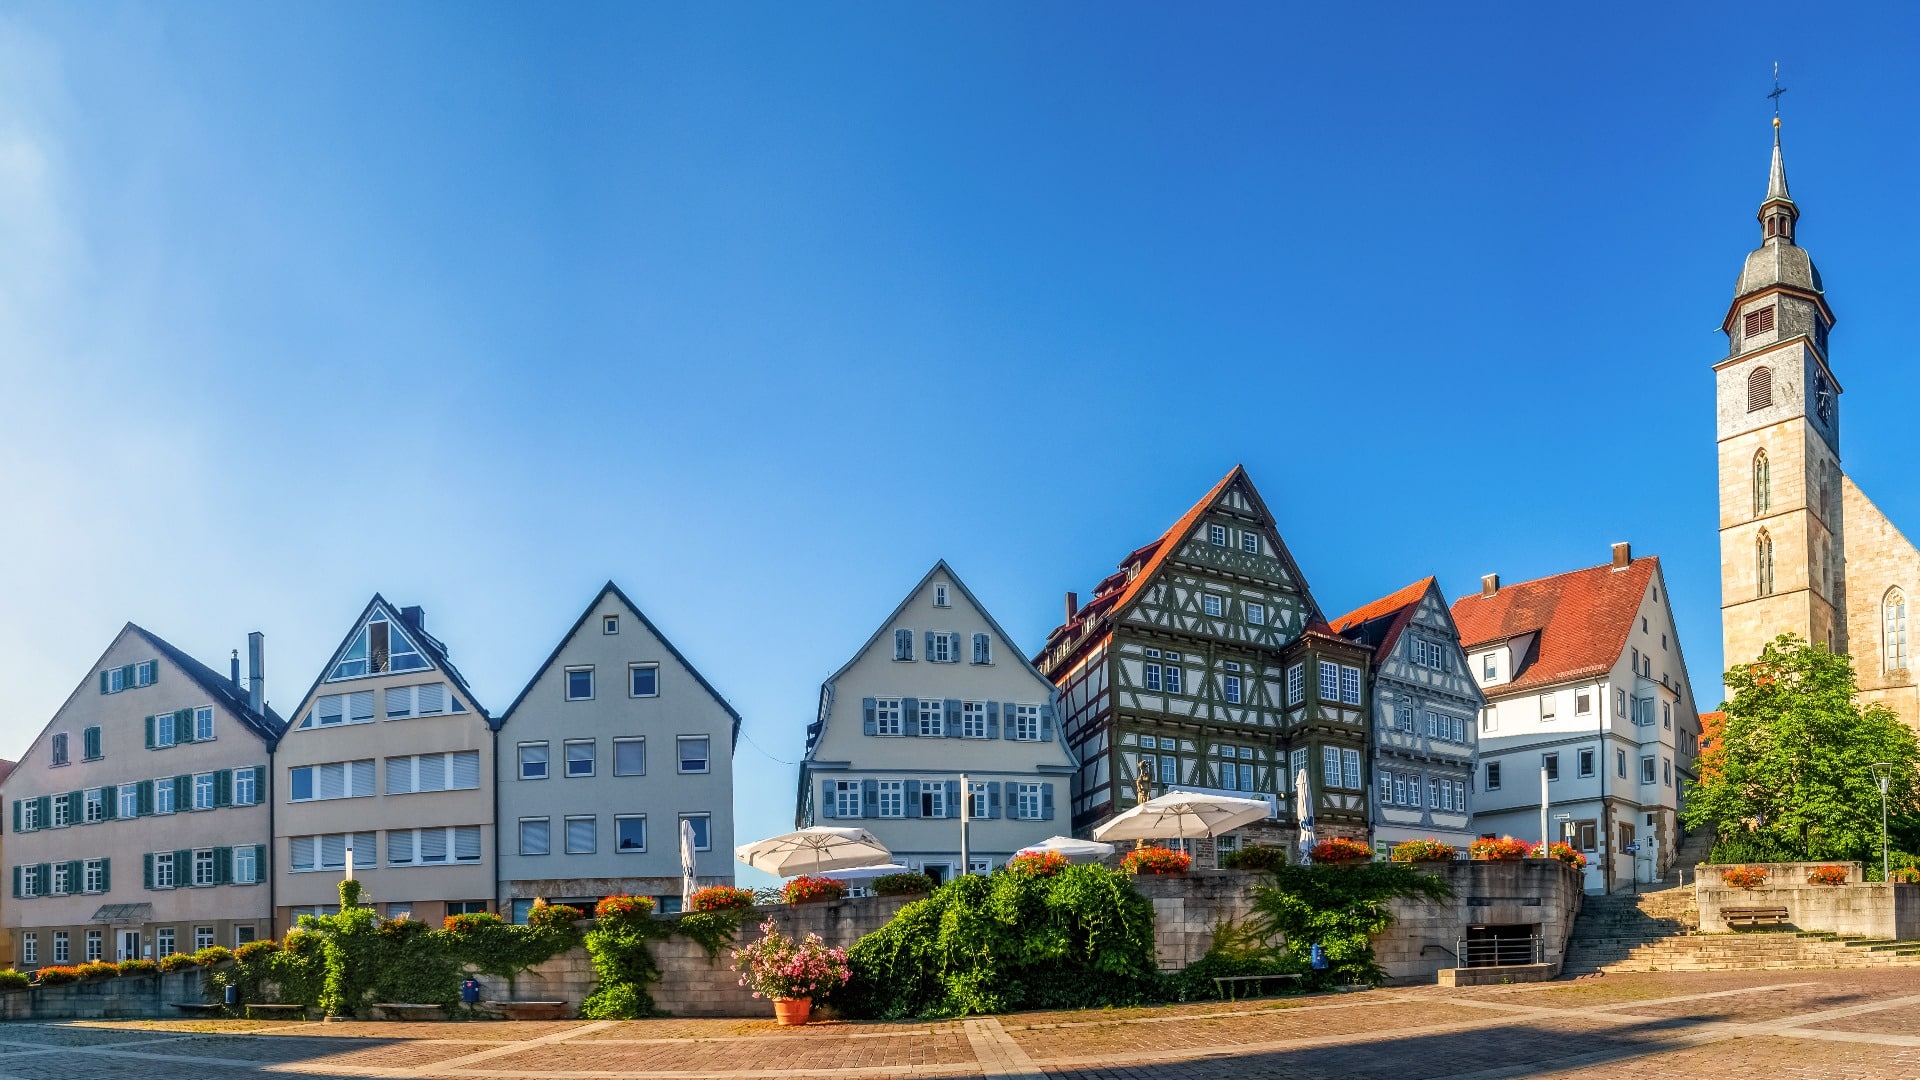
[2,4,1917,884]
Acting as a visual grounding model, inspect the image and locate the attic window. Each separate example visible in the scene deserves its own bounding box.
[329,617,429,680]
[1744,306,1775,337]
[1208,524,1227,547]
[1747,367,1774,412]
[603,616,619,635]
[933,584,950,608]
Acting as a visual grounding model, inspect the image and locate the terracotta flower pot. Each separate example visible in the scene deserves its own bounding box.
[772,997,812,1026]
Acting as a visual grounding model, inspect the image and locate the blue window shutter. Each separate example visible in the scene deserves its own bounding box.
[143,853,154,890]
[986,702,1000,739]
[905,780,921,817]
[820,779,836,819]
[902,698,919,737]
[944,700,962,737]
[950,633,963,662]
[1041,704,1056,742]
[988,781,1001,818]
[945,780,960,818]
[862,779,878,816]
[1042,784,1055,820]
[894,628,912,660]
[862,698,877,736]
[925,631,936,660]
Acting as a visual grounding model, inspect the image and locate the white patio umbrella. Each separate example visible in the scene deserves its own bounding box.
[820,863,914,882]
[1014,835,1116,862]
[736,826,893,878]
[680,818,699,906]
[1295,768,1315,865]
[1092,790,1272,856]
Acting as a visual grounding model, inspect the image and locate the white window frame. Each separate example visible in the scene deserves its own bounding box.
[933,583,951,607]
[1318,660,1340,700]
[1246,602,1265,626]
[1224,675,1242,705]
[677,735,710,774]
[1012,704,1040,741]
[119,784,138,819]
[1015,782,1042,820]
[519,817,551,856]
[518,741,550,780]
[234,845,258,884]
[1287,664,1304,705]
[192,849,215,887]
[195,706,215,742]
[615,814,646,853]
[1322,746,1341,789]
[1340,665,1362,705]
[1164,664,1184,694]
[629,663,659,698]
[1209,523,1227,546]
[918,700,944,737]
[1144,662,1162,692]
[1241,531,1259,554]
[833,780,862,819]
[565,739,596,778]
[154,852,176,889]
[874,698,903,737]
[961,702,988,739]
[1342,748,1361,789]
[679,813,712,852]
[564,815,597,855]
[85,858,106,893]
[877,779,905,818]
[928,632,954,663]
[193,927,213,952]
[1202,593,1224,618]
[603,615,619,634]
[234,768,258,806]
[565,666,595,701]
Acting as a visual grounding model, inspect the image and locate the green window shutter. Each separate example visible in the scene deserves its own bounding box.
[83,727,99,760]
[143,853,154,890]
[214,770,232,808]
[35,797,50,827]
[10,801,18,833]
[254,844,267,880]
[119,665,134,689]
[174,775,190,808]
[137,781,154,816]
[214,847,232,885]
[144,716,155,750]
[66,791,81,822]
[173,849,192,884]
[174,710,192,743]
[99,858,109,893]
[35,864,50,893]
[9,866,18,898]
[100,672,111,694]
[100,789,116,821]
[66,860,79,891]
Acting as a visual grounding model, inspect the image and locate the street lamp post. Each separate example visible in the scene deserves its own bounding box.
[1872,762,1894,882]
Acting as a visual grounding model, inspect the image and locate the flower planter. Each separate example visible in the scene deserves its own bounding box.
[772,997,812,1026]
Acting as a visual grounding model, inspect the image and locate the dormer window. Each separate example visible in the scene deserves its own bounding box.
[329,616,429,680]
[1482,654,1497,680]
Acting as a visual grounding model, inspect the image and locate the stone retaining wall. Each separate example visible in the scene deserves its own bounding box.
[0,969,205,1020]
[1694,862,1920,937]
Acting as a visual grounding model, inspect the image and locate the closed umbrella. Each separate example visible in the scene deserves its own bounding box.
[680,818,699,907]
[1014,836,1116,862]
[1295,768,1315,865]
[1093,790,1272,859]
[736,827,893,878]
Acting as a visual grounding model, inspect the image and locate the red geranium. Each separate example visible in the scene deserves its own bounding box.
[1469,836,1535,861]
[596,895,658,923]
[1807,865,1849,886]
[1119,846,1192,875]
[1389,839,1457,863]
[1544,842,1587,870]
[1720,865,1769,889]
[1310,838,1375,863]
[781,876,847,904]
[1007,850,1071,876]
[690,885,757,912]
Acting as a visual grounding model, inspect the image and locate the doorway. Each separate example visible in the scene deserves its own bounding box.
[117,931,141,962]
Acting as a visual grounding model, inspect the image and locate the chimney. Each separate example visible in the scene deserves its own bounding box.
[1612,542,1632,569]
[400,605,425,631]
[246,632,265,716]
[230,649,241,687]
[1064,592,1078,623]
[1481,574,1499,597]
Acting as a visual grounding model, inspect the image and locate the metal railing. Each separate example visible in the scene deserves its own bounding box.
[1456,935,1544,968]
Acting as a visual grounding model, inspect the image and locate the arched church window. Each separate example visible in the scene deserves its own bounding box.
[1748,367,1773,412]
[1753,450,1771,516]
[1756,531,1775,598]
[1886,590,1908,673]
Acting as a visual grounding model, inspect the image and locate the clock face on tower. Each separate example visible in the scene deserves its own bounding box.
[1815,372,1834,424]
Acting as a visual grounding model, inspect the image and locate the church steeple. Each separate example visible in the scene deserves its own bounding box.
[1759,119,1798,244]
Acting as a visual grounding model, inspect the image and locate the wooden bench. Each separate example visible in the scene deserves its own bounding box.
[1724,906,1791,929]
[244,1004,307,1020]
[169,1003,224,1017]
[1212,973,1302,1001]
[372,1003,447,1022]
[493,1001,569,1020]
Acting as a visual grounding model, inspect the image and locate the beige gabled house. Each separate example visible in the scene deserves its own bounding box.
[495,582,740,918]
[797,561,1074,883]
[272,597,493,930]
[4,625,281,966]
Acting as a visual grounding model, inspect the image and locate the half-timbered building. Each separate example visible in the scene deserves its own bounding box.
[1035,466,1372,853]
[1330,578,1483,852]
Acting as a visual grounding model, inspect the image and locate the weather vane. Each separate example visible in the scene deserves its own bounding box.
[1768,62,1787,124]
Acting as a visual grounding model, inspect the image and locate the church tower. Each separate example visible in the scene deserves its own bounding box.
[1716,118,1845,668]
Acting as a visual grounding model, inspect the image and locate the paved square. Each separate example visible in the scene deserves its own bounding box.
[7,969,1920,1078]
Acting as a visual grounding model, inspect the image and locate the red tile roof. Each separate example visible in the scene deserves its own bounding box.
[1449,557,1658,694]
[1329,577,1436,661]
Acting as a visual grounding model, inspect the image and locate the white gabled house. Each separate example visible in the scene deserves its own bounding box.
[797,562,1073,884]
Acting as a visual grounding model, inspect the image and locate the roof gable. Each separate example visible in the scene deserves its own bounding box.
[497,581,743,746]
[1328,577,1435,661]
[1449,557,1658,693]
[285,594,488,737]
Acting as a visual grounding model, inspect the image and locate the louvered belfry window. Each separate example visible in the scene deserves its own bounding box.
[1744,306,1775,337]
[1747,367,1774,412]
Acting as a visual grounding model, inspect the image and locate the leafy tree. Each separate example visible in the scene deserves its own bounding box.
[1684,635,1920,863]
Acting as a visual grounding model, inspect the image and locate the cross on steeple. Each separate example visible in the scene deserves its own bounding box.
[1768,62,1787,121]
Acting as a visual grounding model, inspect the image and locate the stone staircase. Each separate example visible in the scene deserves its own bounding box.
[1560,829,1920,975]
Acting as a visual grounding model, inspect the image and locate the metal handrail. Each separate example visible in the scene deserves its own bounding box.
[1456,935,1543,968]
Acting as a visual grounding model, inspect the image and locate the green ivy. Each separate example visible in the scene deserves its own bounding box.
[671,910,749,959]
[838,864,1159,1019]
[1245,863,1452,987]
[580,905,672,1019]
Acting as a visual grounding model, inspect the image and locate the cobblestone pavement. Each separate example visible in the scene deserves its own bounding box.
[13,969,1920,1079]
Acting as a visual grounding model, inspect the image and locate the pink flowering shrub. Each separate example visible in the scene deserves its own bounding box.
[731,918,851,1003]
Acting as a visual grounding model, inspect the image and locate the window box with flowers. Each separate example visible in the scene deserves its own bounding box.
[1806,865,1849,886]
[1310,838,1374,864]
[782,876,847,905]
[1720,865,1769,889]
[1119,846,1191,875]
[1469,836,1534,861]
[1389,839,1457,863]
[1006,851,1070,877]
[689,886,757,913]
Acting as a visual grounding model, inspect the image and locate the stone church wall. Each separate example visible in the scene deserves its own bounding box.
[1842,477,1920,734]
